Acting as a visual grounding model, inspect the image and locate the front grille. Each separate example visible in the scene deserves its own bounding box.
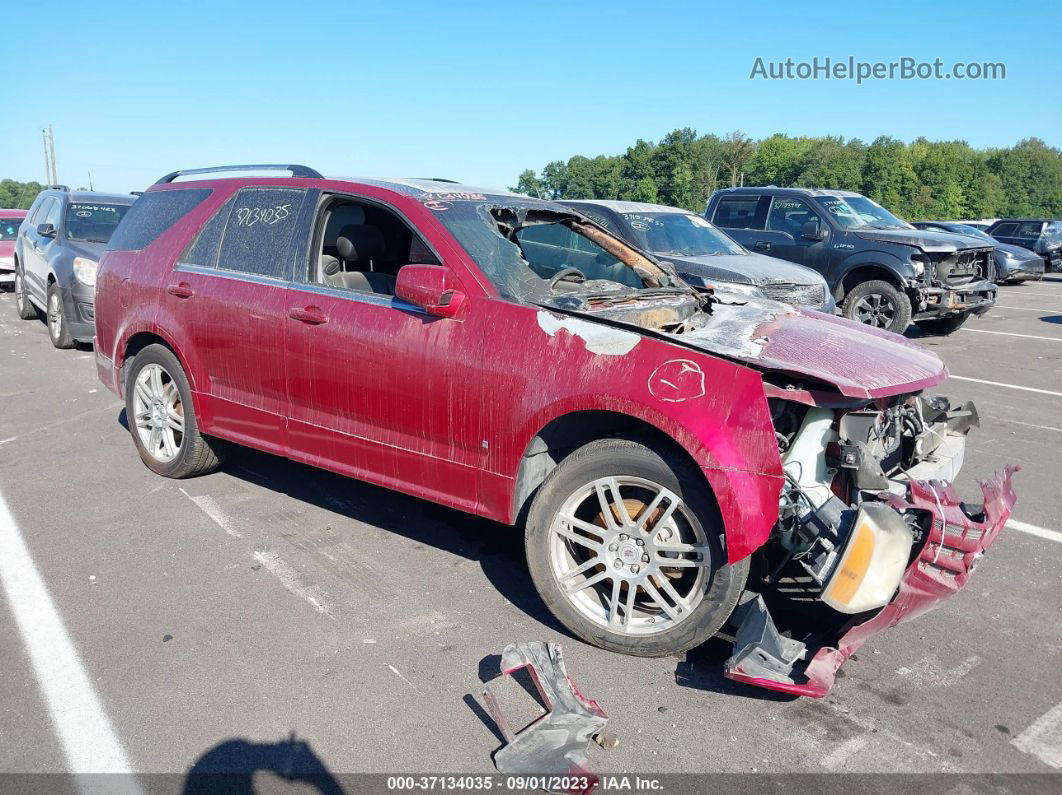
[761,281,826,307]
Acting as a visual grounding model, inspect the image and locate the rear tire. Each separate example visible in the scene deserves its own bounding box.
[914,312,970,336]
[14,270,38,320]
[46,282,75,349]
[841,279,912,333]
[125,344,225,478]
[524,438,748,657]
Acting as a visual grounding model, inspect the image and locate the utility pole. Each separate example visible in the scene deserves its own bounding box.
[42,125,58,185]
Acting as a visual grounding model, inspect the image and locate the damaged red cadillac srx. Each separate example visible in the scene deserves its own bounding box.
[94,165,1017,697]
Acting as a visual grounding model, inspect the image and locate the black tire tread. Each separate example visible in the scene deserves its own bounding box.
[841,278,912,333]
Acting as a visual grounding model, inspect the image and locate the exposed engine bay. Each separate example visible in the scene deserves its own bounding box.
[724,392,992,693]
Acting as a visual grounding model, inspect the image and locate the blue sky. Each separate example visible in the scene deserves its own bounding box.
[3,0,1059,193]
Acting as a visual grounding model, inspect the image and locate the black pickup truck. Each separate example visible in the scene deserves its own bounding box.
[705,187,997,334]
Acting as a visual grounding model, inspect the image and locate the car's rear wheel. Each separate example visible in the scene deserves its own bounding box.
[125,344,224,478]
[914,312,970,336]
[14,270,38,320]
[841,280,912,333]
[525,439,747,657]
[46,283,75,349]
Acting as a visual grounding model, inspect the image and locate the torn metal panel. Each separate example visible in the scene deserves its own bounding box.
[484,642,607,793]
[725,466,1018,697]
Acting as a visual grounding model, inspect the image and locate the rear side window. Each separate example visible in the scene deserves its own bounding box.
[180,196,236,268]
[28,196,50,225]
[106,189,211,251]
[713,195,765,229]
[991,222,1018,237]
[1017,221,1045,237]
[216,187,307,279]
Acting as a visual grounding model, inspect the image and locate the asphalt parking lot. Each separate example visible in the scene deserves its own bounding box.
[1,282,1060,782]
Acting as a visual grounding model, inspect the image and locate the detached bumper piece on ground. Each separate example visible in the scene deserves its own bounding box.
[484,642,607,795]
[725,466,1018,697]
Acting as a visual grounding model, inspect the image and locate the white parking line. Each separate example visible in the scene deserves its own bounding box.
[179,489,243,538]
[995,305,1062,313]
[1012,702,1062,769]
[1007,519,1062,545]
[0,491,144,787]
[949,375,1062,398]
[964,328,1062,342]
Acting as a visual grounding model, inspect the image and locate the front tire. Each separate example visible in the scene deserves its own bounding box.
[525,438,748,657]
[841,279,912,333]
[914,312,970,336]
[14,270,38,320]
[46,282,75,349]
[125,344,225,478]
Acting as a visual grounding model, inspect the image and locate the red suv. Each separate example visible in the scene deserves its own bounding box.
[95,165,1017,697]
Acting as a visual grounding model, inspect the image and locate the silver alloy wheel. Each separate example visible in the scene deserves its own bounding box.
[132,363,184,462]
[548,476,711,635]
[48,291,63,338]
[853,292,897,328]
[15,273,25,311]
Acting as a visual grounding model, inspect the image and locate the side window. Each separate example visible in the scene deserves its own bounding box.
[767,197,821,237]
[992,222,1018,237]
[180,196,236,268]
[43,198,62,228]
[1017,221,1045,238]
[106,189,212,251]
[713,195,764,229]
[216,188,306,279]
[27,196,49,225]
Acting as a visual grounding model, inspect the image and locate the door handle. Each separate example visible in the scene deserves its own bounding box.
[166,283,194,299]
[288,306,328,325]
[752,241,771,252]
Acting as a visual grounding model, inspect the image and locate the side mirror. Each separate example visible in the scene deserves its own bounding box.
[395,264,467,319]
[802,221,827,241]
[37,223,57,238]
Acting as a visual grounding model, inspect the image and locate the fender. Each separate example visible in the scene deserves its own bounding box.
[832,249,915,295]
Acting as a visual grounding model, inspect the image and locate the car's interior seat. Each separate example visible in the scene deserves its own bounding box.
[322,224,395,294]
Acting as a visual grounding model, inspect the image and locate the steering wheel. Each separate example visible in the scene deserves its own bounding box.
[549,267,586,288]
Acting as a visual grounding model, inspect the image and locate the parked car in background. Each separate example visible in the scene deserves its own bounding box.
[557,200,835,312]
[705,187,997,335]
[958,220,996,232]
[12,187,136,348]
[93,164,1016,697]
[912,220,1044,283]
[0,209,27,288]
[985,218,1062,272]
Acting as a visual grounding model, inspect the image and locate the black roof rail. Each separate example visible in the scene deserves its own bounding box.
[46,184,70,191]
[130,191,144,196]
[412,177,459,183]
[154,164,323,184]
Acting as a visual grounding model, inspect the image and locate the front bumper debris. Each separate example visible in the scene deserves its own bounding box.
[725,466,1018,697]
[914,279,996,319]
[484,642,607,794]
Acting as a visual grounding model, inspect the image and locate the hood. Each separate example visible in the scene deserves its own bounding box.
[664,252,825,287]
[854,228,986,253]
[65,240,106,260]
[996,241,1042,260]
[664,300,946,399]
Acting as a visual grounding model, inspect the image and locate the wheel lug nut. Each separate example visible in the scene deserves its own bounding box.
[629,564,640,574]
[635,539,644,546]
[613,560,623,569]
[619,534,628,541]
[641,554,650,563]
[608,542,618,551]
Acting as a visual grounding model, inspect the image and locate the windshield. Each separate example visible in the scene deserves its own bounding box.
[423,195,687,302]
[621,212,745,256]
[65,203,131,243]
[0,218,21,241]
[945,224,994,242]
[816,195,910,230]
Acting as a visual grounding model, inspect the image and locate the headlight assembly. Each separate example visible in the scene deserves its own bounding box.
[73,257,98,286]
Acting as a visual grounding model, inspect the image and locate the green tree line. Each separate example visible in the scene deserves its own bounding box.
[0,179,45,210]
[512,130,1062,220]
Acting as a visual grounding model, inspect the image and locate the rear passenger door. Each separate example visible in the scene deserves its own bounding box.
[709,194,772,252]
[167,186,312,454]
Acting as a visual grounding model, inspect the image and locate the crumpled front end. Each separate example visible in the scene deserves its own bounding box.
[723,392,1018,697]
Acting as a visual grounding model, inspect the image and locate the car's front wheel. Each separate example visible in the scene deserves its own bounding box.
[525,439,748,657]
[914,312,970,336]
[14,270,38,320]
[46,282,75,349]
[841,280,912,333]
[125,344,225,478]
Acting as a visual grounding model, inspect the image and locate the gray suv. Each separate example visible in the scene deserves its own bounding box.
[13,187,135,348]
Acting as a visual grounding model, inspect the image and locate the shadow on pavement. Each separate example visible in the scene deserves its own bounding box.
[674,635,798,702]
[183,734,344,794]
